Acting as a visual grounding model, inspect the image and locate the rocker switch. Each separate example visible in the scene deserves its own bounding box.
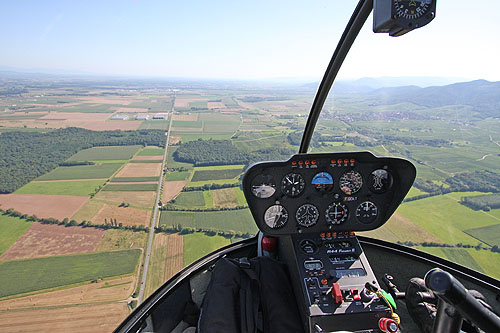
[331,283,342,304]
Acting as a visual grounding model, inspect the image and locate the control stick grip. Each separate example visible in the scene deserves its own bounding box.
[425,268,500,333]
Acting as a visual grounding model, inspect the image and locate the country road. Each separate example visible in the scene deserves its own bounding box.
[137,102,175,303]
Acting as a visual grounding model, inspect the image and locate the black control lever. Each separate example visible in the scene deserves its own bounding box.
[382,274,405,300]
[425,268,500,333]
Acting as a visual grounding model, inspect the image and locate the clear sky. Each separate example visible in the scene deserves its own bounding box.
[1,0,499,81]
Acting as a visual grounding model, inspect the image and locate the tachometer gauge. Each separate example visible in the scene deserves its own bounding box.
[356,201,378,224]
[251,174,276,199]
[281,173,305,197]
[312,172,334,192]
[296,204,319,228]
[264,205,288,229]
[393,0,432,20]
[325,203,348,225]
[368,169,393,194]
[340,170,363,195]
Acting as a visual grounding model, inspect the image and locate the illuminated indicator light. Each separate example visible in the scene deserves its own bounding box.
[349,231,355,236]
[332,232,337,237]
[326,232,331,238]
[344,159,349,164]
[321,279,328,285]
[350,159,355,163]
[311,160,317,165]
[292,161,297,166]
[305,160,310,165]
[320,233,325,238]
[331,160,336,164]
[298,161,304,165]
[337,159,342,164]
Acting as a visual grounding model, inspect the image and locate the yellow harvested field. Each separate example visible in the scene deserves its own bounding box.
[169,136,181,145]
[92,204,152,227]
[115,163,162,177]
[162,181,186,203]
[0,119,142,131]
[0,194,88,220]
[0,223,105,261]
[94,191,157,208]
[174,97,205,108]
[0,276,135,311]
[0,303,130,333]
[40,112,110,120]
[77,96,136,105]
[212,188,238,208]
[108,107,149,113]
[207,102,226,109]
[172,114,198,121]
[133,155,163,160]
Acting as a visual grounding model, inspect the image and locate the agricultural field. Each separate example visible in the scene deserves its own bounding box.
[67,145,142,161]
[137,146,165,156]
[115,162,162,177]
[0,215,32,256]
[162,181,187,203]
[191,165,243,182]
[159,209,257,234]
[91,204,152,227]
[171,191,206,207]
[165,171,190,181]
[102,184,158,192]
[464,224,500,247]
[0,249,141,298]
[183,233,231,266]
[36,163,123,180]
[94,191,157,208]
[16,179,106,196]
[111,176,159,182]
[212,188,240,208]
[0,223,105,261]
[96,229,148,252]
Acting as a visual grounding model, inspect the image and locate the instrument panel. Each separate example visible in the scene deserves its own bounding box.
[242,152,415,235]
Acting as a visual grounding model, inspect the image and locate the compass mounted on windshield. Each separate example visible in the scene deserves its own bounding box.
[373,0,436,37]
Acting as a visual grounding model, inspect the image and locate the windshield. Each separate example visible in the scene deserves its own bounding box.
[0,1,499,331]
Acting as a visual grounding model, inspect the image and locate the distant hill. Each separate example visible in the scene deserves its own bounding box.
[368,80,500,118]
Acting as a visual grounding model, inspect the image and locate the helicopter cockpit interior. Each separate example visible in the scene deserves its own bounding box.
[115,1,500,332]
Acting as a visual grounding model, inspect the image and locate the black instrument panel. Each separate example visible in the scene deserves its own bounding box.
[242,152,416,236]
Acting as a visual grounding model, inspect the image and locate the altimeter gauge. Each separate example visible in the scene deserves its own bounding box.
[264,205,288,229]
[281,173,305,197]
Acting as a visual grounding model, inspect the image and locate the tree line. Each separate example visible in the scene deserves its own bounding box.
[155,224,253,239]
[0,127,166,193]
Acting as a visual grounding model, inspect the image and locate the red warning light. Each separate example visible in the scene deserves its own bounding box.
[292,161,297,166]
[311,160,317,165]
[298,160,304,165]
[350,159,356,163]
[331,160,336,164]
[337,159,342,164]
[344,159,349,164]
[305,160,310,165]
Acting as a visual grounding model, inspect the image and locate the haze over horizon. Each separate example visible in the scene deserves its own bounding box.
[1,0,500,81]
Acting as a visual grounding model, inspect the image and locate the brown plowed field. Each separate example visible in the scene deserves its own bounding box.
[0,119,142,131]
[164,233,184,280]
[0,223,105,261]
[40,112,110,120]
[169,136,181,145]
[162,181,186,203]
[107,181,157,185]
[207,102,226,109]
[0,194,88,220]
[115,163,162,177]
[133,155,164,160]
[172,114,198,121]
[0,276,134,311]
[94,191,156,208]
[0,302,130,333]
[92,204,151,227]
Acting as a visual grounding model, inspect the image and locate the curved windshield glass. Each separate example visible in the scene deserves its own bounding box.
[0,1,499,331]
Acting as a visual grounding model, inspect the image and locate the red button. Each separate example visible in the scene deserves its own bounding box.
[321,279,328,285]
[332,283,342,304]
[350,288,361,301]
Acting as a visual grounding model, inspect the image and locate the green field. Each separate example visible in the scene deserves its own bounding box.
[183,233,231,266]
[176,133,233,142]
[130,159,163,163]
[191,168,242,182]
[172,191,206,207]
[165,171,190,181]
[0,215,32,256]
[0,249,141,298]
[15,180,106,196]
[67,145,142,161]
[397,193,499,244]
[102,184,158,192]
[234,188,247,205]
[160,209,257,234]
[187,178,239,187]
[167,147,194,169]
[111,177,158,182]
[405,186,426,199]
[172,120,203,128]
[464,224,500,247]
[137,146,165,156]
[139,121,170,130]
[36,163,123,180]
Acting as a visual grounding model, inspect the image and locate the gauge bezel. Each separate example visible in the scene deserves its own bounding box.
[263,204,288,229]
[355,201,378,224]
[295,203,320,228]
[280,172,306,197]
[325,202,349,225]
[339,170,363,195]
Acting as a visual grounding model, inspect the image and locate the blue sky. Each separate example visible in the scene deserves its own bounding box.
[1,0,499,81]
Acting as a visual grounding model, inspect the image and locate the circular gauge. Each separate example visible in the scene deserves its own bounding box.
[312,172,334,192]
[368,169,393,194]
[264,205,288,229]
[295,204,319,228]
[325,203,348,225]
[340,170,363,195]
[393,0,432,20]
[356,201,378,224]
[281,173,305,197]
[251,174,276,198]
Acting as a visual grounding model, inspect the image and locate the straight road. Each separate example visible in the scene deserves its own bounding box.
[137,104,175,303]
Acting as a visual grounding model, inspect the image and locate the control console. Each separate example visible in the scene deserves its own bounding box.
[292,232,391,332]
